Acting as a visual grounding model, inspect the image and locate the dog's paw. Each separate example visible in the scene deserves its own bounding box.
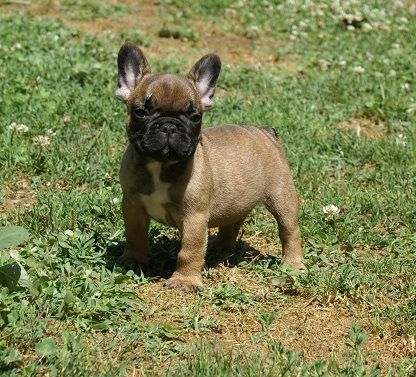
[116,251,148,270]
[281,257,306,271]
[164,273,203,293]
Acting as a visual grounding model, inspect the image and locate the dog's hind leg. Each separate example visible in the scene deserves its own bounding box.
[211,220,244,253]
[263,184,304,270]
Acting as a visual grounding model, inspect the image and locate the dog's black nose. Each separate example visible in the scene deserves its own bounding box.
[160,123,177,135]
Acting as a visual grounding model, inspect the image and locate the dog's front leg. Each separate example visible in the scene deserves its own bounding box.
[117,196,150,268]
[165,213,208,292]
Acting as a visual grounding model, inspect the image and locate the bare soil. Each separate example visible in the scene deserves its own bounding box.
[0,177,36,214]
[339,117,387,139]
[138,271,410,369]
[5,0,298,70]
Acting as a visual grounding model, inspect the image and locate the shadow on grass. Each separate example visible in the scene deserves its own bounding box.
[105,232,282,280]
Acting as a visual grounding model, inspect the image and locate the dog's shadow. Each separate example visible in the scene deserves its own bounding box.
[105,232,281,280]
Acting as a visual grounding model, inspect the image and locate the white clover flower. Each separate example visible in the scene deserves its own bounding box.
[353,66,365,75]
[63,114,71,123]
[395,133,406,146]
[322,205,340,215]
[362,23,373,31]
[111,198,120,205]
[401,83,410,92]
[9,123,29,133]
[33,135,51,148]
[338,60,347,69]
[17,124,29,133]
[46,129,56,137]
[347,25,355,31]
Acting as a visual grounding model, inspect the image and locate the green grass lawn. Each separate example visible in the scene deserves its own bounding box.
[0,0,415,375]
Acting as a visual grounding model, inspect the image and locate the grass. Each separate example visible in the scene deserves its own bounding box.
[0,0,415,375]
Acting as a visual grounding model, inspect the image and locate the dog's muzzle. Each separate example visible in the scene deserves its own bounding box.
[129,117,197,161]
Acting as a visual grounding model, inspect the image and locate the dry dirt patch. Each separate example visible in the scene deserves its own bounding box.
[136,269,408,370]
[339,117,387,139]
[5,0,297,70]
[0,177,36,213]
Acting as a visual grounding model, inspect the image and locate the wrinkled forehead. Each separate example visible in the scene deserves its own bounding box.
[130,73,201,112]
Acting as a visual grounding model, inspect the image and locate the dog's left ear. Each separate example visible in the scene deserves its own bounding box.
[187,54,221,111]
[116,42,151,103]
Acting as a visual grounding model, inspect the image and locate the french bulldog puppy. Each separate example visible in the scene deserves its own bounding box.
[115,42,304,292]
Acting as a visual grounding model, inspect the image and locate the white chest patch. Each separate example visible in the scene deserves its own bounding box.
[139,162,171,223]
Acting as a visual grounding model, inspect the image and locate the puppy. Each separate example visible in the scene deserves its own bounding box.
[115,42,304,292]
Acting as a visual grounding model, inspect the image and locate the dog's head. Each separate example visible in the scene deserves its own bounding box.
[115,42,221,162]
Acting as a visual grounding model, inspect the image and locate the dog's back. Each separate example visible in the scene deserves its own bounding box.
[201,125,291,227]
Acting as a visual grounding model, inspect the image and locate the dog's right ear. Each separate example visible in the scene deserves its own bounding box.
[116,42,151,103]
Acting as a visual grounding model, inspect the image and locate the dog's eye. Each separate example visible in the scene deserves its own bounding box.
[134,108,149,118]
[189,113,201,123]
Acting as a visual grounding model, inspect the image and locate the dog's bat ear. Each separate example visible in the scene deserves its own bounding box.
[187,54,221,111]
[115,42,151,103]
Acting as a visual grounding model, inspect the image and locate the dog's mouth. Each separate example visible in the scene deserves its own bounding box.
[129,118,199,161]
